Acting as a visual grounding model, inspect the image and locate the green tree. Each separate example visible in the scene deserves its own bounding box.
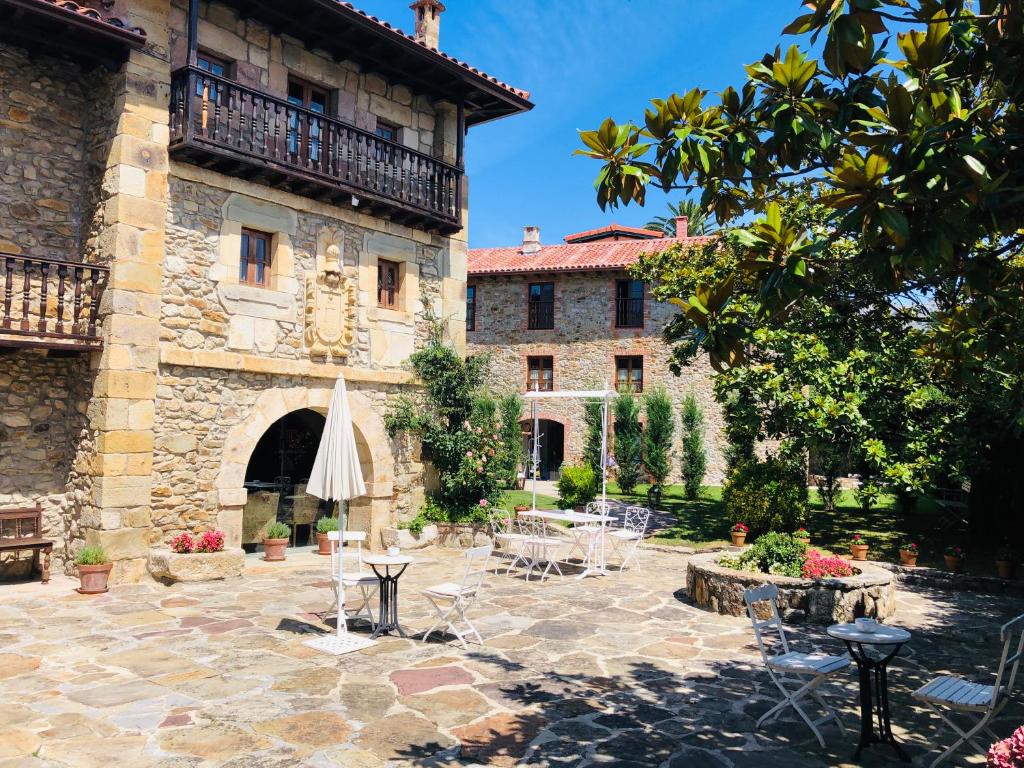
[613,393,644,494]
[495,393,524,488]
[582,399,605,476]
[680,393,707,500]
[642,386,674,489]
[644,199,715,237]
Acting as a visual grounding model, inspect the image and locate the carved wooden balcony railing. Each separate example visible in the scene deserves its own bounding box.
[0,253,108,351]
[169,66,464,234]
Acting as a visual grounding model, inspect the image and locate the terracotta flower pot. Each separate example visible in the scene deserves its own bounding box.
[514,505,530,513]
[730,532,747,547]
[944,554,964,574]
[263,538,288,562]
[316,533,332,556]
[77,562,112,594]
[796,536,811,546]
[850,543,869,561]
[997,560,1015,579]
[899,550,918,568]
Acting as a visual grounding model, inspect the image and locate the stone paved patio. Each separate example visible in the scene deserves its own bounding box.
[1,546,1022,767]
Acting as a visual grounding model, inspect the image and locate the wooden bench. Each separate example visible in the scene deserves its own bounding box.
[0,505,53,583]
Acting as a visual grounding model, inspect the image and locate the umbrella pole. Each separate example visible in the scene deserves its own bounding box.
[600,387,609,571]
[532,389,539,510]
[336,502,346,637]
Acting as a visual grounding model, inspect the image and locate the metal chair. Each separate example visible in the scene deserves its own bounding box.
[608,505,650,572]
[913,612,1024,767]
[326,530,378,630]
[421,545,492,648]
[517,513,564,582]
[744,584,850,748]
[487,509,525,574]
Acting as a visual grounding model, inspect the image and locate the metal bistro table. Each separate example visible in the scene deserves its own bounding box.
[528,509,616,578]
[363,554,414,639]
[827,622,912,762]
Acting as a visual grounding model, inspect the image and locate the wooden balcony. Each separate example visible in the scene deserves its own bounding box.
[0,253,107,352]
[169,66,464,235]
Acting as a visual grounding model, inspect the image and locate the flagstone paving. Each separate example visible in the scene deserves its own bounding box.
[1,547,1022,767]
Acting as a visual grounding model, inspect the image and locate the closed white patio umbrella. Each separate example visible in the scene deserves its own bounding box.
[306,374,367,641]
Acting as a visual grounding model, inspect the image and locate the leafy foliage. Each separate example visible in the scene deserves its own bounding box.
[613,393,644,494]
[680,392,707,500]
[582,399,605,476]
[264,521,290,540]
[642,386,674,488]
[557,464,598,509]
[75,546,108,566]
[723,458,808,535]
[495,393,525,488]
[316,516,340,534]
[719,532,808,578]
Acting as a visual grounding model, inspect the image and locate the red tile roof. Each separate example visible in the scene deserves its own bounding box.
[7,0,147,41]
[468,234,713,276]
[563,224,662,243]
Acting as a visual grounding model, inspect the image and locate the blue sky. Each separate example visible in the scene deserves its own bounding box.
[356,1,802,248]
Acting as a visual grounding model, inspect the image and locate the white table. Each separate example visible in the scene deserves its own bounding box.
[363,554,415,638]
[523,509,616,578]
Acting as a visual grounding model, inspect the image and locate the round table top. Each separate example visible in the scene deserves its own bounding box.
[827,622,911,645]
[363,554,415,567]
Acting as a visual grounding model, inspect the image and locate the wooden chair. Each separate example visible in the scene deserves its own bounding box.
[913,612,1024,767]
[421,545,492,648]
[744,584,850,747]
[0,505,53,583]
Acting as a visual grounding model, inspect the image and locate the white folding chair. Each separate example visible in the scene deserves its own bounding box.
[608,506,650,572]
[421,545,492,648]
[488,509,525,574]
[517,513,564,582]
[913,612,1024,767]
[744,584,850,748]
[326,530,378,629]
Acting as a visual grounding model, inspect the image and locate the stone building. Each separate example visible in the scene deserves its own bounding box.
[466,222,727,485]
[0,0,530,582]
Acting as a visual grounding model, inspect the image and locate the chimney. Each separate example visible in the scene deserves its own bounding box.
[674,215,689,240]
[522,226,542,255]
[410,0,445,49]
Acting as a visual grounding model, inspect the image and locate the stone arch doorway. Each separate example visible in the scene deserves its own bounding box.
[521,417,565,480]
[216,385,394,550]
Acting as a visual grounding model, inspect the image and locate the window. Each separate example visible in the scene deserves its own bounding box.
[615,279,645,328]
[378,260,400,309]
[287,77,328,160]
[615,355,644,393]
[527,282,554,330]
[466,284,477,331]
[374,120,399,143]
[239,229,272,287]
[527,356,554,392]
[196,52,229,99]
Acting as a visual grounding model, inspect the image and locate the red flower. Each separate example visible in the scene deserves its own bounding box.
[195,530,225,553]
[171,532,195,554]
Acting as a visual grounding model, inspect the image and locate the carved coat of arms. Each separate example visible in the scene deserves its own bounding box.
[305,243,355,359]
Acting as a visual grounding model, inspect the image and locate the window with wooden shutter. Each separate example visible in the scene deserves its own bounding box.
[378,259,400,309]
[615,355,644,393]
[527,356,554,391]
[466,284,477,331]
[239,228,272,287]
[528,282,554,330]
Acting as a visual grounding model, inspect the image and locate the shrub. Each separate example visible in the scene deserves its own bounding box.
[722,457,808,535]
[802,550,854,579]
[495,393,525,488]
[170,532,195,554]
[613,393,644,494]
[642,386,674,489]
[195,530,225,553]
[582,400,605,476]
[988,724,1024,768]
[557,464,598,509]
[742,532,808,577]
[264,521,290,540]
[680,392,707,500]
[316,517,340,534]
[75,546,108,566]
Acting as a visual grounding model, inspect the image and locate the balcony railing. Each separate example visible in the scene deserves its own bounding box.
[527,300,554,330]
[169,66,463,234]
[615,297,644,328]
[0,253,108,350]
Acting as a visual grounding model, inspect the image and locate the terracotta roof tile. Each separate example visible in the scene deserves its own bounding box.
[468,234,713,276]
[563,223,662,243]
[28,0,147,39]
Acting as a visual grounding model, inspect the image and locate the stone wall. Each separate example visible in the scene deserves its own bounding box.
[0,351,93,576]
[466,271,727,485]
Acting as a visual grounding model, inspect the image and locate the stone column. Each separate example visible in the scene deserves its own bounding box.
[82,0,171,584]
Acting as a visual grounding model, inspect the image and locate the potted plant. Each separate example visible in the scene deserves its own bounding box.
[75,546,112,594]
[899,542,919,567]
[944,545,966,574]
[996,546,1015,580]
[730,522,749,547]
[795,527,811,545]
[849,533,869,561]
[262,521,291,562]
[316,517,340,555]
[171,532,195,554]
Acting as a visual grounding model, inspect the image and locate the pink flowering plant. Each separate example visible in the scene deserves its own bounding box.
[801,550,855,579]
[195,530,225,553]
[170,532,194,554]
[850,533,867,546]
[731,522,749,534]
[988,725,1024,768]
[900,542,919,554]
[946,544,966,558]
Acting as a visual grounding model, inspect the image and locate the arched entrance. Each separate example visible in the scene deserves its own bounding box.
[215,385,395,550]
[522,418,565,480]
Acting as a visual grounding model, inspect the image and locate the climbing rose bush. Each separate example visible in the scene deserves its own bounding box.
[801,551,854,580]
[170,532,194,554]
[196,530,225,553]
[989,725,1024,768]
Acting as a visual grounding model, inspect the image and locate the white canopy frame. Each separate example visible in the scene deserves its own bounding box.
[524,385,615,577]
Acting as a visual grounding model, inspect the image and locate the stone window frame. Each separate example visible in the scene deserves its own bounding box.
[213,194,298,295]
[360,232,421,326]
[239,228,273,287]
[377,259,401,309]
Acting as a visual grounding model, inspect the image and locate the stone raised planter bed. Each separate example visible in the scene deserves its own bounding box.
[435,523,491,549]
[148,548,245,583]
[686,551,896,624]
[382,524,439,551]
